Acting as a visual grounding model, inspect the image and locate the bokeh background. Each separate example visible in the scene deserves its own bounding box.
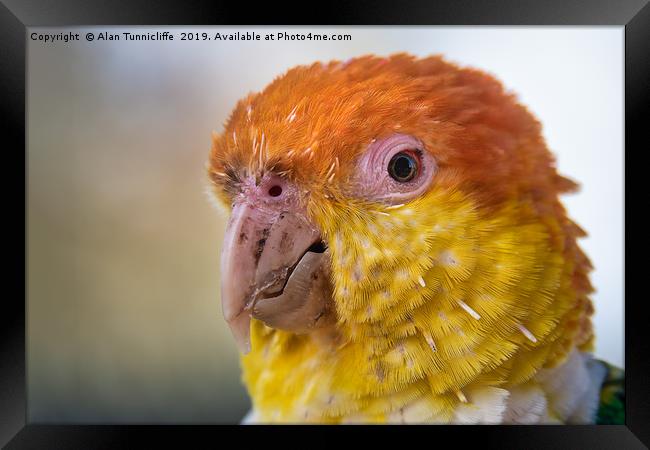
[27,26,624,423]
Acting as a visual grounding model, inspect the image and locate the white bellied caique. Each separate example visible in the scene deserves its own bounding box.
[206,54,624,424]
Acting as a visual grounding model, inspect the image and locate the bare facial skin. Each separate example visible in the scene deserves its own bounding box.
[350,134,437,204]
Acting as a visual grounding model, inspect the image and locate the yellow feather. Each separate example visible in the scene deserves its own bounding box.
[241,187,589,422]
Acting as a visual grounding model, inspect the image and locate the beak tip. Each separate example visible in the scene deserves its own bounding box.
[227,312,253,355]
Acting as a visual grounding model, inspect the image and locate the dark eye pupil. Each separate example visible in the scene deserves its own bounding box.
[388,152,417,182]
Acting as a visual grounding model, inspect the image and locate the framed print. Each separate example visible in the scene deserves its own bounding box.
[2,0,647,448]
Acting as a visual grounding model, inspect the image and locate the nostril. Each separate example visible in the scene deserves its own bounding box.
[268,185,283,197]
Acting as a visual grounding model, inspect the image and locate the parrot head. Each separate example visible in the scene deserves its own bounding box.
[207,53,593,384]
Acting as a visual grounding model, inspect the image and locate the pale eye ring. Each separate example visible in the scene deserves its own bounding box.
[388,151,419,182]
[351,133,436,204]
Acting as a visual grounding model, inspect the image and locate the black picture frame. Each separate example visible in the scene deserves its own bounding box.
[2,0,647,448]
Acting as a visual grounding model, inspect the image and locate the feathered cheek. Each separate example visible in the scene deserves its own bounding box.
[349,133,437,205]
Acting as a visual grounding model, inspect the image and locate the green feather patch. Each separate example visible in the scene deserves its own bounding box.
[595,361,625,425]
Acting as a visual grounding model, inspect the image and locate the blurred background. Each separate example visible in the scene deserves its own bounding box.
[27,26,623,423]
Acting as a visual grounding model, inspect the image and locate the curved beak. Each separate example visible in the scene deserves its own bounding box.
[220,187,329,353]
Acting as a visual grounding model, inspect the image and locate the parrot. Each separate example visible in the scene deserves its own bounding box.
[206,53,624,424]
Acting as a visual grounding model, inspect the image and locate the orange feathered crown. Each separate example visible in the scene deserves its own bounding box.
[208,53,578,214]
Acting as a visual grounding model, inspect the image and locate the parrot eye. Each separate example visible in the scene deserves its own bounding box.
[351,133,436,205]
[388,151,419,182]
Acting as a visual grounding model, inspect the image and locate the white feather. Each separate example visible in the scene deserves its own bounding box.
[241,408,259,424]
[452,387,510,424]
[566,357,608,423]
[534,349,607,423]
[502,385,548,424]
